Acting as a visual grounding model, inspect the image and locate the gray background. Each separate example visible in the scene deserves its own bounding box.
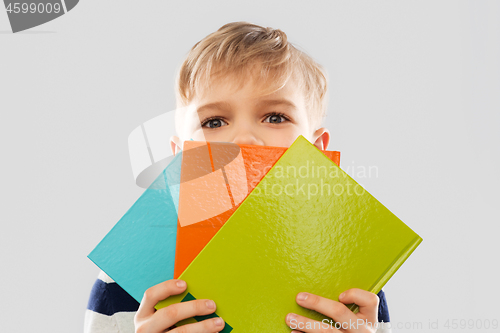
[1,1,499,332]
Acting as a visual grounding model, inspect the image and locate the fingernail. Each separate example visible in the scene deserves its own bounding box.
[339,292,345,299]
[176,280,186,288]
[297,292,308,301]
[215,317,223,327]
[206,300,215,309]
[286,313,297,322]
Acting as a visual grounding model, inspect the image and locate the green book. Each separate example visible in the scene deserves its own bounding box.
[157,135,422,332]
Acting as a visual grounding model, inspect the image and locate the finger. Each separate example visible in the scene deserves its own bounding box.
[136,279,187,319]
[295,292,358,327]
[339,288,379,323]
[150,299,218,332]
[285,312,338,332]
[170,317,225,333]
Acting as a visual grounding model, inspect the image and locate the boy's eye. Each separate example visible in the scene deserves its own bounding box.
[202,118,228,129]
[264,113,288,124]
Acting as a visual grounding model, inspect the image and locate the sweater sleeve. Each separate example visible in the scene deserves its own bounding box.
[84,271,140,333]
[375,289,392,333]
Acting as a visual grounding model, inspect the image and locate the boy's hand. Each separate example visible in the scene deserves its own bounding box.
[134,279,225,333]
[286,288,379,332]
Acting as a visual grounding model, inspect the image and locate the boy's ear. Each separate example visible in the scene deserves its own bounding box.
[312,127,330,150]
[170,136,182,156]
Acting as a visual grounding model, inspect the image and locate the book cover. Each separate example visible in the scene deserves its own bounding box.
[156,135,422,332]
[87,151,182,303]
[174,141,340,278]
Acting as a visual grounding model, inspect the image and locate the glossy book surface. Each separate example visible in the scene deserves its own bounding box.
[157,136,422,332]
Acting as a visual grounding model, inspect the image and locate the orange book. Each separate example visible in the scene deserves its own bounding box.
[174,141,340,278]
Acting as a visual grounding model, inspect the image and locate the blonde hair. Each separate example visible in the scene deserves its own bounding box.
[175,21,328,130]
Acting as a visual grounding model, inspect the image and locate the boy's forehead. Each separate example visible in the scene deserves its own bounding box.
[195,69,303,103]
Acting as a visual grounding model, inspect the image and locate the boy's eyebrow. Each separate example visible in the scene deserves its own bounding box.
[196,101,232,114]
[196,99,297,114]
[256,98,297,110]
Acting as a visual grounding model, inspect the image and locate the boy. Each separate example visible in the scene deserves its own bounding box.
[85,22,391,333]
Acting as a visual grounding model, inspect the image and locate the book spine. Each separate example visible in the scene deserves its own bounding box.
[345,235,422,315]
[370,235,424,295]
